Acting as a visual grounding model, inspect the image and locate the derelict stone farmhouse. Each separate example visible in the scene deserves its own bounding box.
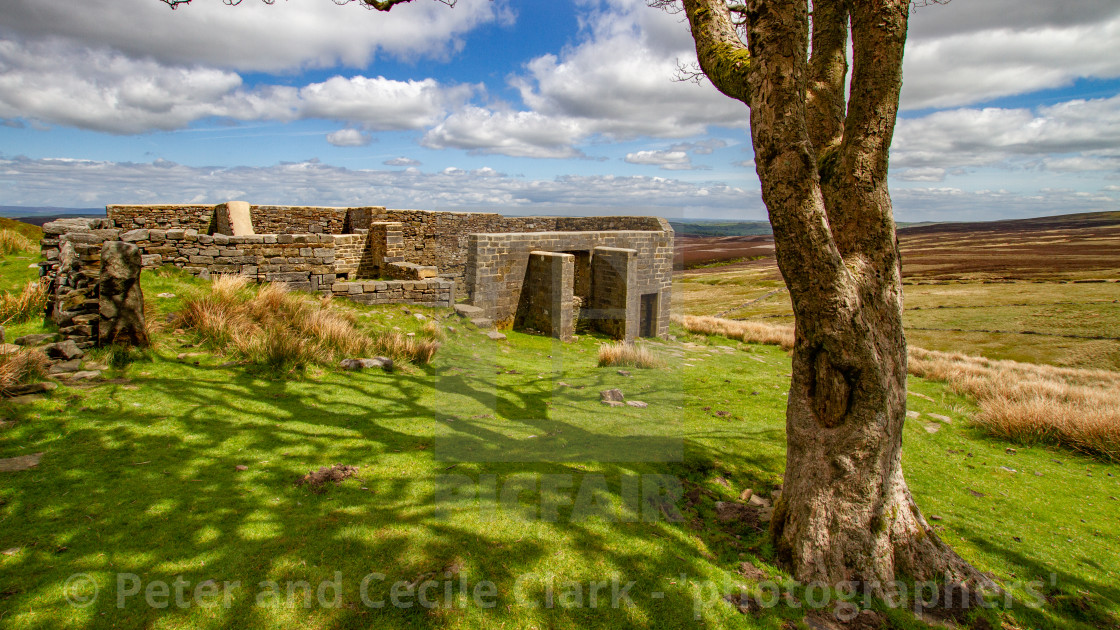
[40,202,673,347]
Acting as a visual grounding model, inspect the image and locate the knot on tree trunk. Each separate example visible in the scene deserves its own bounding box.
[809,348,853,428]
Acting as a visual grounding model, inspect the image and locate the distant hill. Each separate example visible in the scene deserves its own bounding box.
[670,219,772,237]
[0,206,104,226]
[899,211,1120,235]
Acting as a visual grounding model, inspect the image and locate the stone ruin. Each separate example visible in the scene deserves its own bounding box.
[39,202,674,347]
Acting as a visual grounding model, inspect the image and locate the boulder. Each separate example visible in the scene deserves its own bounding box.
[44,340,84,360]
[98,241,150,347]
[339,357,394,372]
[453,304,485,318]
[600,388,624,403]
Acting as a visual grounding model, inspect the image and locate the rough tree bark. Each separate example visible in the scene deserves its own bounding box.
[679,0,997,598]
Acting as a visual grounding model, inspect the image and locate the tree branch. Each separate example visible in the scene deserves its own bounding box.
[678,0,751,104]
[830,0,908,260]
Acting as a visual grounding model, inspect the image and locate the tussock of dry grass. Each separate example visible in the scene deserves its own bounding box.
[0,229,35,256]
[0,281,48,325]
[598,342,665,368]
[420,320,447,341]
[174,276,436,372]
[679,314,1120,461]
[909,347,1120,461]
[373,331,440,366]
[0,349,48,395]
[672,314,794,350]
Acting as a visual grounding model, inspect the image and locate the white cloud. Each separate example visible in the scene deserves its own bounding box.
[891,94,1120,173]
[902,2,1120,109]
[384,157,421,166]
[422,108,587,158]
[420,0,747,158]
[326,129,373,147]
[624,150,696,170]
[0,155,755,215]
[0,38,473,134]
[0,0,511,72]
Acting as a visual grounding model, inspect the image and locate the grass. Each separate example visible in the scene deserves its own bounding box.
[0,229,36,256]
[0,281,48,326]
[672,314,1120,463]
[597,341,665,368]
[2,265,1119,628]
[0,348,47,395]
[909,347,1120,462]
[675,267,1120,370]
[172,275,437,374]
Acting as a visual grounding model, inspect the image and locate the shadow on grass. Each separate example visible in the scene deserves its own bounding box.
[0,344,793,629]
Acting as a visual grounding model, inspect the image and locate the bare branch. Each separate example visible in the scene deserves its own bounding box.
[672,59,707,85]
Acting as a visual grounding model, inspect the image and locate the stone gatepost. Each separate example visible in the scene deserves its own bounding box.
[590,246,638,341]
[514,251,575,341]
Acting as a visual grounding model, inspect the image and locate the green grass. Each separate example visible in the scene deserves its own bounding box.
[1,272,1119,628]
[675,269,1120,370]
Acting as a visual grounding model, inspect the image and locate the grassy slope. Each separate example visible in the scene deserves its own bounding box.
[676,271,1120,370]
[2,271,1118,629]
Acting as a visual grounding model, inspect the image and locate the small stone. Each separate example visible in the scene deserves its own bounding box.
[485,330,506,341]
[556,382,570,388]
[924,423,941,433]
[1,381,57,397]
[999,466,1017,473]
[340,357,393,372]
[929,514,943,521]
[928,413,952,424]
[600,388,624,403]
[739,489,753,502]
[7,394,43,404]
[0,343,19,356]
[625,400,648,408]
[617,370,631,377]
[48,359,83,374]
[748,494,770,508]
[602,400,624,407]
[13,333,59,346]
[157,293,176,299]
[414,313,427,321]
[0,452,43,472]
[1005,448,1017,454]
[906,410,920,419]
[235,465,249,471]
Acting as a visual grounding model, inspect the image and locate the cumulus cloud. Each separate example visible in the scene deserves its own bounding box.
[902,1,1120,109]
[383,157,421,166]
[421,0,746,158]
[0,155,756,215]
[624,150,696,170]
[326,128,373,147]
[1,0,511,72]
[891,94,1120,174]
[0,38,474,134]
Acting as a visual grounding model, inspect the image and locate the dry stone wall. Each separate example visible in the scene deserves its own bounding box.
[81,203,674,336]
[465,230,672,338]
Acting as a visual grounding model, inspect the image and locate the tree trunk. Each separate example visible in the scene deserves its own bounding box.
[680,0,997,598]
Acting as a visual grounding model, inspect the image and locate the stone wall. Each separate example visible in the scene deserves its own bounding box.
[329,278,454,307]
[39,219,148,348]
[360,222,405,278]
[515,252,574,341]
[465,230,672,337]
[105,203,672,295]
[590,246,637,340]
[107,205,215,232]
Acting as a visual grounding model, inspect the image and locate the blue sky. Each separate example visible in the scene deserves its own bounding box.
[1,0,1118,221]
